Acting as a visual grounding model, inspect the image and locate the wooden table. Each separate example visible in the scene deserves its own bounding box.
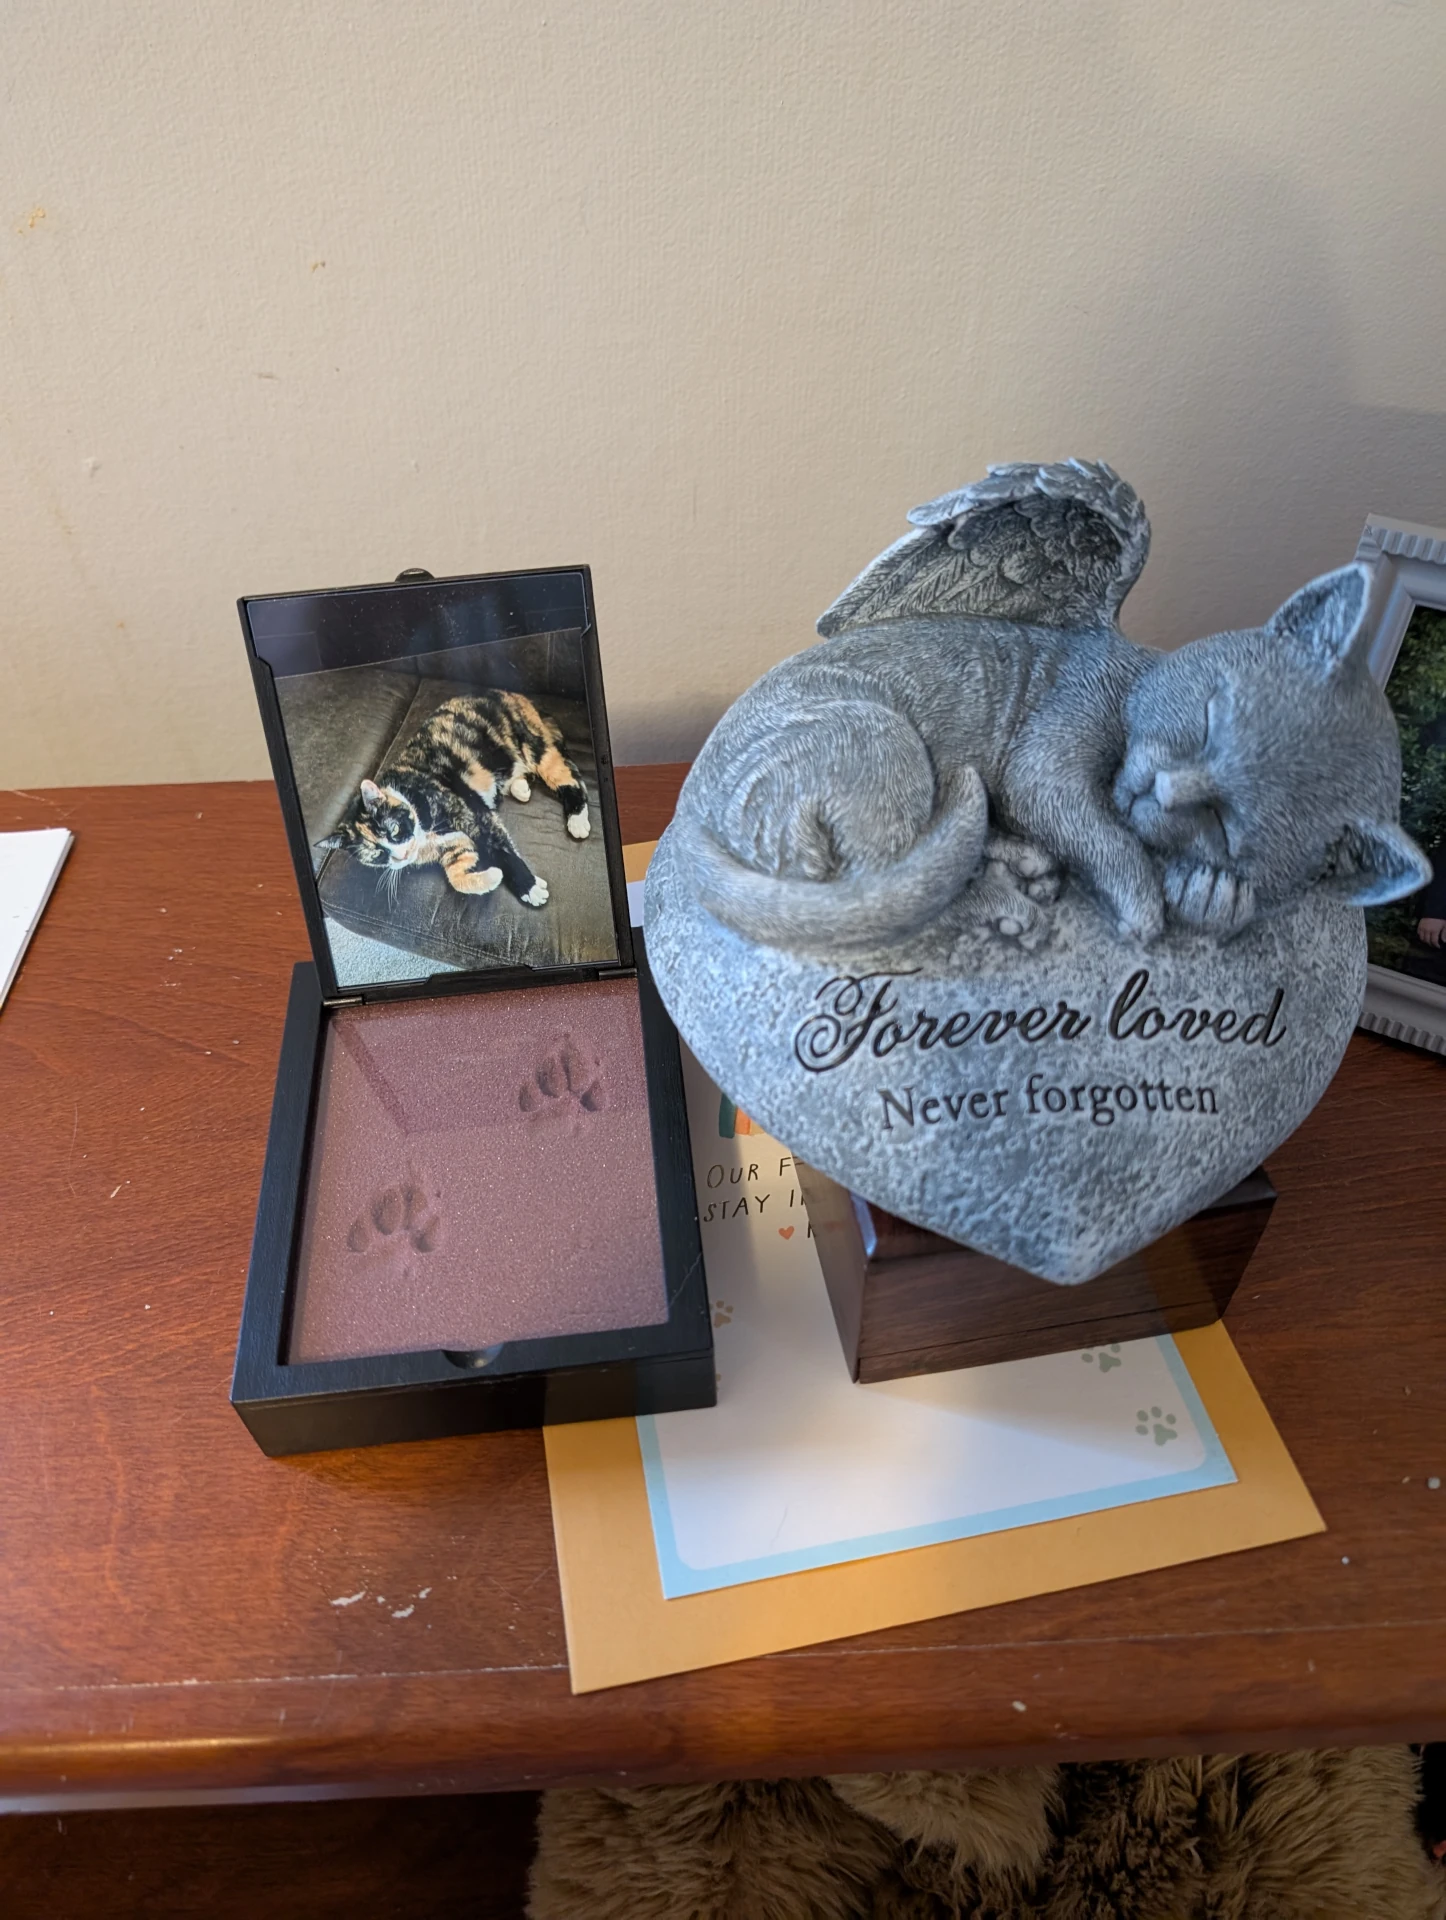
[1,774,1443,1811]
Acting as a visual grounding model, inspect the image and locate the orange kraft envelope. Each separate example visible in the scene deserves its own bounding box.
[544,847,1324,1696]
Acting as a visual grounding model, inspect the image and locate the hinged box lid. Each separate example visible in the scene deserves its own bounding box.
[240,566,633,1002]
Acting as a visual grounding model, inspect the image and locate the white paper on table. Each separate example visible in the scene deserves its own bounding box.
[637,1047,1237,1598]
[0,828,73,1010]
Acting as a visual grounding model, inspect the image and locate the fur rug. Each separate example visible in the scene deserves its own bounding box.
[529,1749,1444,1919]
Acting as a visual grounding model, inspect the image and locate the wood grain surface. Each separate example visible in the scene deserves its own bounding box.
[1,770,1443,1808]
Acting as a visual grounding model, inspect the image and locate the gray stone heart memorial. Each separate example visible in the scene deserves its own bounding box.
[647,836,1361,1281]
[646,461,1428,1286]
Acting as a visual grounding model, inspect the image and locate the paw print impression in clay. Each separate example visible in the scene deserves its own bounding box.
[346,1173,442,1261]
[518,1033,606,1129]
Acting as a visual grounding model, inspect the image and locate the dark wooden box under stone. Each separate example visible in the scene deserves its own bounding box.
[797,1163,1275,1383]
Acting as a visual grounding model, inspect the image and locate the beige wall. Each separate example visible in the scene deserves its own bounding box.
[1,1,1443,786]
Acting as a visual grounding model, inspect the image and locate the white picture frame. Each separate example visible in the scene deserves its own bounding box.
[1354,514,1446,1057]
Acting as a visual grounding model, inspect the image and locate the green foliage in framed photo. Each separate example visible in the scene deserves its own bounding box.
[1366,602,1446,967]
[1355,514,1446,1054]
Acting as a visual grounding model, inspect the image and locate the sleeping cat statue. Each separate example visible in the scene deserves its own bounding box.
[643,460,1430,1285]
[669,460,1426,956]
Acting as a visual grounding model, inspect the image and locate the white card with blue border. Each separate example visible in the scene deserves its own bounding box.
[636,1048,1237,1599]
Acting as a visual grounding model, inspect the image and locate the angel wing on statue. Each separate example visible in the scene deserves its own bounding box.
[670,460,1428,953]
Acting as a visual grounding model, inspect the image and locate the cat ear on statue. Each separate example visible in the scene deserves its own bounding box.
[359,778,384,813]
[1266,564,1371,675]
[1318,818,1432,906]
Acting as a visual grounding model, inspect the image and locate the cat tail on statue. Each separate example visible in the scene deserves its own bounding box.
[674,757,990,951]
[676,460,1150,952]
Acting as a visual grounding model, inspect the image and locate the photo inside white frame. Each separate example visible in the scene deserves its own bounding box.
[1355,515,1446,1057]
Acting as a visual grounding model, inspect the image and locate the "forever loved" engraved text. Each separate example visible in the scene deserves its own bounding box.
[793,969,1288,1074]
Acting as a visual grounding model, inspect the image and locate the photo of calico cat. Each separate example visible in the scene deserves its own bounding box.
[318,691,591,909]
[674,461,1429,953]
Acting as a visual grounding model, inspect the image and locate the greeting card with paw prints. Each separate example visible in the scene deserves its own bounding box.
[543,845,1322,1693]
[635,1048,1236,1598]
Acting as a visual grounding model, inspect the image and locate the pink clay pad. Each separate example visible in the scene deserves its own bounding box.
[288,977,668,1363]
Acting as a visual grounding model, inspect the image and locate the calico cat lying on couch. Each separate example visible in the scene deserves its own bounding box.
[318,690,590,909]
